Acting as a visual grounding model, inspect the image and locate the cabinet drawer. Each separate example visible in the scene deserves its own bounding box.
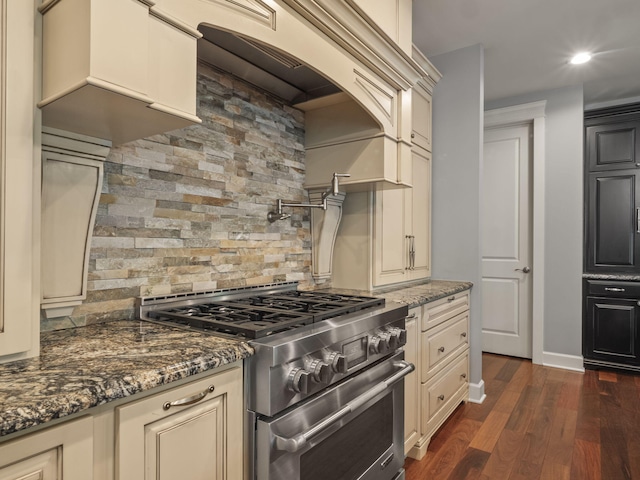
[586,279,640,298]
[422,291,469,331]
[421,312,469,382]
[421,352,468,433]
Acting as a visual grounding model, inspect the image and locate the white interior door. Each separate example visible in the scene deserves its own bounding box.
[482,124,532,358]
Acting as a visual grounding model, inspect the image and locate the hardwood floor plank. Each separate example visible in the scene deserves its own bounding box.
[446,447,490,480]
[468,411,510,453]
[570,439,601,480]
[544,408,577,468]
[508,459,542,480]
[504,385,541,434]
[576,371,600,443]
[478,429,523,479]
[495,357,522,382]
[556,371,583,411]
[600,388,633,479]
[539,462,570,480]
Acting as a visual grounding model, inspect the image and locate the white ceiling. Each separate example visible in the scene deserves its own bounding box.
[412,0,640,107]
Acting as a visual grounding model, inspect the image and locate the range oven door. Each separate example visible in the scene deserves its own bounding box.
[255,351,413,480]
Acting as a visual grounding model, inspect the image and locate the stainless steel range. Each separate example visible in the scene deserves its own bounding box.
[138,282,412,480]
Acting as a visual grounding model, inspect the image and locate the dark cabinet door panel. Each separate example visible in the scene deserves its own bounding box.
[584,296,640,366]
[587,171,640,271]
[586,121,640,172]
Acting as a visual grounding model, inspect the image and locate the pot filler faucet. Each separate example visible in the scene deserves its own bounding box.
[267,173,350,223]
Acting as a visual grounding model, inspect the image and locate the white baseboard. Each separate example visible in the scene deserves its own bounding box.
[468,379,486,404]
[542,351,585,372]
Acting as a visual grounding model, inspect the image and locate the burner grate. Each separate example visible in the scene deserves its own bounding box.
[148,305,313,339]
[143,289,385,338]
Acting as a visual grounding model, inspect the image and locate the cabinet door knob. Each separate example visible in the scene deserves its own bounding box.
[438,346,445,353]
[438,394,445,401]
[461,332,467,338]
[461,373,467,379]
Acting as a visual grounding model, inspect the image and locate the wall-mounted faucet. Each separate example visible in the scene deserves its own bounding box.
[267,173,350,223]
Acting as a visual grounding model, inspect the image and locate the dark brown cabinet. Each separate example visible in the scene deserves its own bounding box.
[583,104,640,372]
[583,280,640,372]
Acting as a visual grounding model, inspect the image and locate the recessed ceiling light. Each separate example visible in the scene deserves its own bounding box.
[570,52,592,65]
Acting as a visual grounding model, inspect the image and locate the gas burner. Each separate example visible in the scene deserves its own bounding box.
[139,284,385,339]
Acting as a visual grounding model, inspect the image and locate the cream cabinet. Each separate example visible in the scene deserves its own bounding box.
[373,148,431,287]
[0,0,39,363]
[405,290,470,460]
[332,78,434,290]
[0,417,93,479]
[350,0,412,55]
[411,82,433,152]
[38,0,202,145]
[116,365,243,480]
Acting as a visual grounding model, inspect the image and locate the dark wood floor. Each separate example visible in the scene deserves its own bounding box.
[404,353,640,480]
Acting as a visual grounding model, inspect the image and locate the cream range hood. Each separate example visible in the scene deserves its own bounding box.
[197,24,416,191]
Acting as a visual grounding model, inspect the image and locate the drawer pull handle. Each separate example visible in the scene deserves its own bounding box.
[461,332,467,338]
[407,313,418,319]
[438,346,445,353]
[438,394,445,401]
[447,296,455,302]
[163,385,215,410]
[461,373,467,379]
[604,287,625,292]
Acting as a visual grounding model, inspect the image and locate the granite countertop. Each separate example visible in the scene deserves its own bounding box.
[0,320,254,438]
[583,273,640,282]
[376,279,473,307]
[322,279,473,308]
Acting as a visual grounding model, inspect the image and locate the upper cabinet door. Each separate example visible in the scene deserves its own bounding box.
[411,83,432,153]
[586,121,640,172]
[0,0,37,362]
[586,169,640,272]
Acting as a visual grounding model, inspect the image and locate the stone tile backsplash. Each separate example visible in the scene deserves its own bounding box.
[42,63,312,331]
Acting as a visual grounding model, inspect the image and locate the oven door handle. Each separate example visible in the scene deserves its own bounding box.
[273,361,415,453]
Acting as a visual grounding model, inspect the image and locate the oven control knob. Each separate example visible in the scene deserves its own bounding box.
[369,335,389,354]
[380,331,397,351]
[288,368,311,394]
[307,359,331,384]
[326,351,348,374]
[388,327,407,348]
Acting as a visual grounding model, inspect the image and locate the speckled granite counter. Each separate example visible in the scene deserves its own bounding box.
[0,320,254,437]
[378,279,473,308]
[583,273,640,282]
[322,279,472,308]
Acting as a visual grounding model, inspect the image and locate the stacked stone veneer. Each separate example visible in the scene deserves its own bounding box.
[42,63,313,330]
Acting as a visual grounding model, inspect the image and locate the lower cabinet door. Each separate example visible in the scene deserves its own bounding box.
[0,449,58,480]
[0,417,93,480]
[116,366,243,480]
[585,296,640,366]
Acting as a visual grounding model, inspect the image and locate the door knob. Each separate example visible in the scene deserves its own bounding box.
[515,266,531,273]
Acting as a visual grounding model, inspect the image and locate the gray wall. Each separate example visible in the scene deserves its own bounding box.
[430,44,484,390]
[487,85,584,358]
